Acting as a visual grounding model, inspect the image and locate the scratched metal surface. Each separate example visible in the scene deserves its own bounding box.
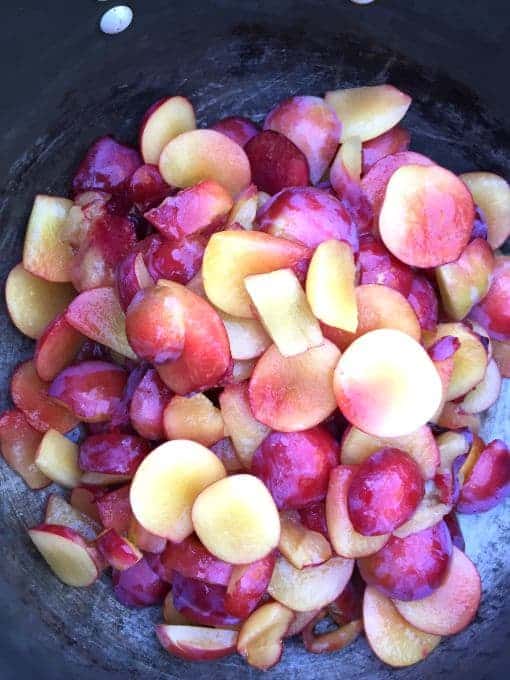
[0,1,509,679]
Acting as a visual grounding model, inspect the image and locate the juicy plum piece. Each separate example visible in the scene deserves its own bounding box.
[70,484,106,522]
[71,136,141,197]
[470,256,510,341]
[302,612,362,655]
[116,251,154,312]
[358,234,413,296]
[444,512,465,552]
[379,164,474,268]
[361,151,434,222]
[237,601,294,670]
[211,116,260,147]
[461,171,510,248]
[48,361,127,423]
[11,360,79,434]
[126,286,185,364]
[347,448,424,536]
[251,427,339,510]
[159,129,251,197]
[245,130,310,195]
[96,484,133,534]
[278,510,332,569]
[5,264,76,340]
[358,522,452,601]
[264,95,341,184]
[156,625,238,662]
[155,281,231,394]
[210,438,243,473]
[66,287,137,360]
[457,439,510,514]
[407,274,439,331]
[202,230,311,318]
[34,313,84,382]
[299,502,328,538]
[257,186,358,252]
[78,433,150,476]
[139,96,196,165]
[112,556,169,607]
[144,180,233,240]
[225,553,276,619]
[249,341,340,432]
[325,85,411,143]
[160,535,233,586]
[334,330,442,438]
[163,393,224,448]
[172,572,243,627]
[362,126,411,174]
[0,409,49,489]
[96,529,142,571]
[129,368,172,440]
[146,235,206,285]
[127,163,172,211]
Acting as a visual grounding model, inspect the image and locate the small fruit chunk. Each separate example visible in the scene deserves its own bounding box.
[96,528,143,571]
[125,286,185,363]
[340,424,439,480]
[160,535,233,586]
[302,611,363,654]
[219,312,271,361]
[163,394,225,448]
[35,429,81,487]
[210,438,243,473]
[96,485,133,535]
[128,517,167,554]
[159,129,251,197]
[146,235,205,285]
[156,624,237,661]
[237,601,294,670]
[299,502,328,537]
[34,313,84,382]
[347,448,424,536]
[358,522,452,601]
[127,164,171,211]
[70,485,105,523]
[71,136,141,196]
[45,494,101,541]
[461,171,510,248]
[251,427,339,509]
[212,116,260,147]
[264,95,341,183]
[171,573,241,627]
[245,268,323,357]
[457,439,510,514]
[219,382,270,468]
[23,195,74,282]
[130,440,226,541]
[144,180,233,240]
[6,264,75,339]
[249,340,340,432]
[436,402,481,433]
[28,524,99,587]
[268,555,354,612]
[225,553,276,619]
[155,280,231,394]
[379,165,474,268]
[423,322,488,400]
[358,234,413,296]
[326,465,389,558]
[394,547,481,635]
[202,230,310,318]
[325,85,411,142]
[334,329,442,437]
[112,557,169,607]
[361,151,434,222]
[436,238,494,320]
[49,361,127,422]
[12,360,79,433]
[245,130,310,194]
[140,96,196,164]
[362,126,411,174]
[226,184,258,229]
[163,592,192,624]
[0,409,49,489]
[192,474,280,564]
[363,586,440,667]
[66,287,136,360]
[78,433,150,476]
[278,511,332,568]
[407,274,439,331]
[129,368,172,440]
[306,239,358,332]
[460,358,501,414]
[392,487,451,539]
[470,256,510,341]
[257,186,358,251]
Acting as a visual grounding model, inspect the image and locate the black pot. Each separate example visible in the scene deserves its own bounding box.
[0,1,509,678]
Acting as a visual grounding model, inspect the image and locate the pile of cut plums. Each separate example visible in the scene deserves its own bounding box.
[2,84,510,670]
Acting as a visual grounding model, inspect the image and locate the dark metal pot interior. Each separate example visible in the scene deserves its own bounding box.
[0,1,509,678]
